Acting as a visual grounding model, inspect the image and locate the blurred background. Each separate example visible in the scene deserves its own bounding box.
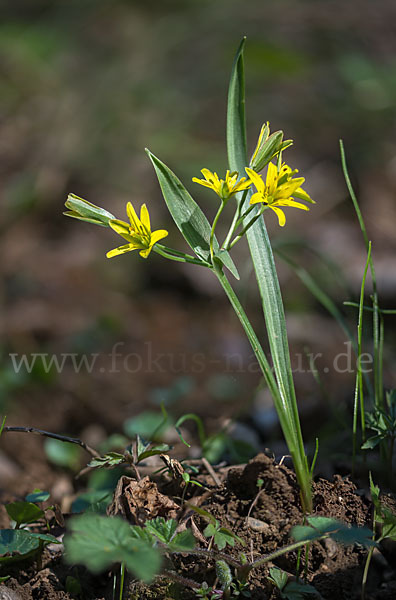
[1,0,396,488]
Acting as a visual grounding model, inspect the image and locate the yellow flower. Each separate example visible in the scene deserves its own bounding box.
[245,164,314,227]
[192,168,252,200]
[107,202,168,259]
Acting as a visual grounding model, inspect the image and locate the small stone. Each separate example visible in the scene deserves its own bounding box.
[247,517,271,533]
[0,586,23,600]
[323,537,338,558]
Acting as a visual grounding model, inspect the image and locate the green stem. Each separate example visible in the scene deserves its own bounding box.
[361,546,374,600]
[154,244,211,267]
[210,200,226,262]
[213,264,279,399]
[344,302,396,315]
[222,189,248,248]
[213,263,312,513]
[251,536,326,570]
[119,562,125,600]
[227,205,267,250]
[157,244,199,259]
[234,204,255,229]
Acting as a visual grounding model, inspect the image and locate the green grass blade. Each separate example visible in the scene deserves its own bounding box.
[277,249,373,399]
[340,141,382,409]
[352,242,371,473]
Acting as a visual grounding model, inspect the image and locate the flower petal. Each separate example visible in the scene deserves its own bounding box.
[249,192,266,205]
[109,219,130,235]
[265,162,278,188]
[139,247,153,258]
[200,168,216,183]
[106,243,136,258]
[109,219,137,242]
[275,178,305,199]
[140,204,151,234]
[192,178,215,189]
[276,199,310,210]
[245,167,265,194]
[270,206,286,227]
[127,202,141,231]
[150,229,169,245]
[294,187,315,204]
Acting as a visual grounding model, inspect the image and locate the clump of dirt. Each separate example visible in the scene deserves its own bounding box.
[1,453,395,599]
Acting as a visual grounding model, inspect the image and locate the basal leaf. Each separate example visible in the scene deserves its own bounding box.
[226,38,311,511]
[227,37,247,175]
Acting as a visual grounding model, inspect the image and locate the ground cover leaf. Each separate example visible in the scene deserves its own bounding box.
[64,514,161,581]
[0,530,60,563]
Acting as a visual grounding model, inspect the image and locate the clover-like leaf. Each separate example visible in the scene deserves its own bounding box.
[64,514,161,582]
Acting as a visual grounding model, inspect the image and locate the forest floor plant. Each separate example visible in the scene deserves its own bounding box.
[2,38,395,600]
[65,38,314,515]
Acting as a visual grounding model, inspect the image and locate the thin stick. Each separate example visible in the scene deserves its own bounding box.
[201,457,221,487]
[2,426,99,457]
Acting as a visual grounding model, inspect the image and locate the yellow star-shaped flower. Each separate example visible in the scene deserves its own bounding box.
[107,202,168,259]
[245,164,314,227]
[192,168,252,201]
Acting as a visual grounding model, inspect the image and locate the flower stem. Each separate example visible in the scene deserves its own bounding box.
[119,562,125,600]
[213,264,283,414]
[227,205,267,250]
[222,190,248,249]
[154,244,211,267]
[210,200,226,262]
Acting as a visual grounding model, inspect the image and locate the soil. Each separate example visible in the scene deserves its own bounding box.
[1,451,396,600]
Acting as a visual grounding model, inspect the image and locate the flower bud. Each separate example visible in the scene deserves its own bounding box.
[64,194,115,227]
[250,123,293,172]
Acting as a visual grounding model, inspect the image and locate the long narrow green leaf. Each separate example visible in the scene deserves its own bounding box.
[146,150,239,279]
[227,38,247,172]
[340,141,382,409]
[226,40,311,511]
[352,242,371,473]
[277,248,373,399]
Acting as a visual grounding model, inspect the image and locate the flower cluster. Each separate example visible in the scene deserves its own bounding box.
[193,160,313,227]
